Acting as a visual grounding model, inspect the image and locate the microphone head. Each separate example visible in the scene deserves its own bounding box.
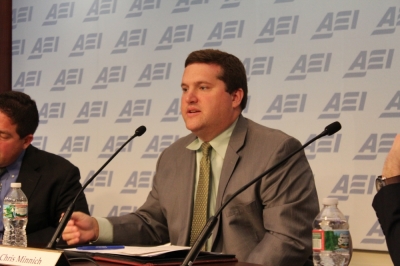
[325,121,341,136]
[135,125,147,136]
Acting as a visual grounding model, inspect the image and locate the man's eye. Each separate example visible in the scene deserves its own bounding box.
[0,133,11,139]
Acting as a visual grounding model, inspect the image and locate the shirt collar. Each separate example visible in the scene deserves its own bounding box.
[186,118,238,159]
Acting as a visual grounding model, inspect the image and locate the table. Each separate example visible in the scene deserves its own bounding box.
[70,261,260,266]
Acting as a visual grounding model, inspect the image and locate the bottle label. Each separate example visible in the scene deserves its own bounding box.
[3,204,28,219]
[312,229,350,252]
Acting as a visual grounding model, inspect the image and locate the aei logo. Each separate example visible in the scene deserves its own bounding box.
[31,136,48,151]
[141,135,180,158]
[120,171,154,194]
[172,0,209,14]
[69,33,102,57]
[285,53,331,80]
[83,0,117,22]
[111,29,147,54]
[92,66,126,90]
[220,0,240,9]
[261,94,306,120]
[155,25,193,51]
[254,16,298,44]
[360,220,385,245]
[28,37,59,60]
[161,98,180,122]
[42,2,75,26]
[38,102,66,124]
[304,134,341,160]
[83,170,113,193]
[12,39,25,56]
[13,71,42,91]
[203,20,244,47]
[242,56,273,82]
[12,6,33,30]
[379,91,400,118]
[115,99,152,123]
[98,136,134,159]
[318,92,367,119]
[353,133,396,160]
[51,68,83,91]
[125,0,161,18]
[311,10,359,40]
[58,136,90,158]
[372,6,400,35]
[134,63,171,88]
[328,174,375,201]
[73,101,108,124]
[343,49,394,78]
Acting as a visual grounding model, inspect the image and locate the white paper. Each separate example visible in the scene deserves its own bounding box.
[65,243,190,257]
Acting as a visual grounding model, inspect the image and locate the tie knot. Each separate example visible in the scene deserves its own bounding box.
[201,142,212,157]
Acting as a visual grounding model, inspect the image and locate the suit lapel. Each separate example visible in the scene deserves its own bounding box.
[177,135,197,245]
[212,116,247,245]
[17,145,42,200]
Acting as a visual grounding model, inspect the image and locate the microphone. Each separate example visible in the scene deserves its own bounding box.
[181,121,341,266]
[46,125,147,249]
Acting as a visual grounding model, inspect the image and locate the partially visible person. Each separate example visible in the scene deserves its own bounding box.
[373,134,400,266]
[62,49,319,265]
[0,91,89,246]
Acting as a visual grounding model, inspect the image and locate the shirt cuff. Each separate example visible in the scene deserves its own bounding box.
[92,217,113,243]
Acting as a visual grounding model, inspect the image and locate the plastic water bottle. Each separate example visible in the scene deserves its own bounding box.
[312,198,352,266]
[2,183,28,247]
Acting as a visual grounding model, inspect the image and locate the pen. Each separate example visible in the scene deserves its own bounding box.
[76,245,125,250]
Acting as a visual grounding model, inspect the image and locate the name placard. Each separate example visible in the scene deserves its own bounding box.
[0,246,69,266]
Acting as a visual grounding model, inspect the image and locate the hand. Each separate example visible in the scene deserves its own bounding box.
[382,134,400,178]
[62,211,99,245]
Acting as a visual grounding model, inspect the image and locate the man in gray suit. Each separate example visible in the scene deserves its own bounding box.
[62,49,319,265]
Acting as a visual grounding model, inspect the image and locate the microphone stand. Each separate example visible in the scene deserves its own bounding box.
[181,122,341,265]
[46,125,147,249]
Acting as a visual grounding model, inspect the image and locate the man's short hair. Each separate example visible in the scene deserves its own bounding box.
[0,91,39,138]
[185,49,248,110]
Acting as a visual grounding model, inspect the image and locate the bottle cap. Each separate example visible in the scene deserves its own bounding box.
[10,183,21,188]
[322,197,338,205]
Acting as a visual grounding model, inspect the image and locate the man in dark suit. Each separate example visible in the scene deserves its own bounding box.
[0,91,89,246]
[373,134,400,266]
[62,49,319,265]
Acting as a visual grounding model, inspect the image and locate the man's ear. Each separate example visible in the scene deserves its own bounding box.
[22,134,33,149]
[231,88,244,108]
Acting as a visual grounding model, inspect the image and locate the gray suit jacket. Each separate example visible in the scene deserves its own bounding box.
[107,115,319,265]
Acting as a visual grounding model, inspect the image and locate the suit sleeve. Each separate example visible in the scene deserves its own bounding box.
[248,137,319,265]
[372,183,400,266]
[27,163,89,245]
[106,150,170,245]
[55,165,90,219]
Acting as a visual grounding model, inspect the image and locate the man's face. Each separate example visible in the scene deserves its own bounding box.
[180,63,243,142]
[0,111,32,167]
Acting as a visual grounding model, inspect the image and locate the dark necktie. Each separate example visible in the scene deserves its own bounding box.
[0,167,6,203]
